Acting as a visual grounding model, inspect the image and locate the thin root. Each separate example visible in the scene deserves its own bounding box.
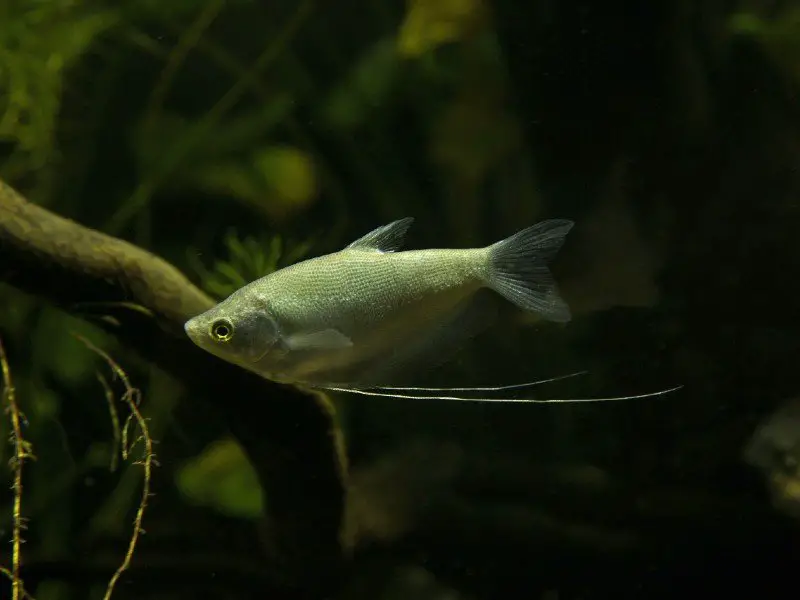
[72,334,155,600]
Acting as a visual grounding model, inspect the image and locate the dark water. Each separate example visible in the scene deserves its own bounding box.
[0,1,798,599]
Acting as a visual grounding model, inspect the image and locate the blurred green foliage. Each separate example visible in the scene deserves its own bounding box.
[0,1,116,177]
[397,0,486,57]
[176,437,263,519]
[322,37,401,131]
[729,7,800,83]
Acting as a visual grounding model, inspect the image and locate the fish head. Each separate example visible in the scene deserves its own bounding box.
[184,292,280,368]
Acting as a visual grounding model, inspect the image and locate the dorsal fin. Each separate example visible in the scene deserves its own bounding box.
[345,217,414,253]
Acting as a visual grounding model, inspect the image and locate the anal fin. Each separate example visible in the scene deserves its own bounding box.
[342,290,500,389]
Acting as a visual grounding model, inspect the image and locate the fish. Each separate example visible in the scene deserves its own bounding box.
[185,218,681,404]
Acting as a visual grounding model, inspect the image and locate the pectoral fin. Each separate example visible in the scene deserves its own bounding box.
[284,328,354,350]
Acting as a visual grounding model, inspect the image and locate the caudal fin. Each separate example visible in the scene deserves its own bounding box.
[486,219,574,322]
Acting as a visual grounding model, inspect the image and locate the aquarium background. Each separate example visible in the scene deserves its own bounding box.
[0,1,799,599]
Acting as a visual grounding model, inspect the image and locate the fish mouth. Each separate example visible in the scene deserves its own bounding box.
[184,317,202,346]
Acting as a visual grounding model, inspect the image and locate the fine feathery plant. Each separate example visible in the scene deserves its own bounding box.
[189,229,313,300]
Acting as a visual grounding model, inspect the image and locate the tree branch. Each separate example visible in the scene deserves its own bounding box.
[0,179,349,596]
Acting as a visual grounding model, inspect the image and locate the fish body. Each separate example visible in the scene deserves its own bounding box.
[185,218,574,388]
[266,246,484,340]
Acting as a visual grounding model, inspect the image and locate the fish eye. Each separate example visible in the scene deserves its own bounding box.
[210,318,234,342]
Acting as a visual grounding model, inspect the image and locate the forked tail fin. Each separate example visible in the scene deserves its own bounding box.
[485,219,574,323]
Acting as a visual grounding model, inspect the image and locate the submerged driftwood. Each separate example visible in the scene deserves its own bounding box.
[0,179,349,596]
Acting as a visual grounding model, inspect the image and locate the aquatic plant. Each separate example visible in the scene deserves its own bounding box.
[189,229,313,300]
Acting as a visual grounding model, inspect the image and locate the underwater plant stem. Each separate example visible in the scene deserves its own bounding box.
[0,339,35,600]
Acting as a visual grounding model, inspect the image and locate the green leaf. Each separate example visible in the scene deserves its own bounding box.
[176,437,264,519]
[321,37,401,130]
[182,144,317,220]
[397,0,486,57]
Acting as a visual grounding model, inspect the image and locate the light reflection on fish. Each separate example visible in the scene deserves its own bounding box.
[185,218,680,403]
